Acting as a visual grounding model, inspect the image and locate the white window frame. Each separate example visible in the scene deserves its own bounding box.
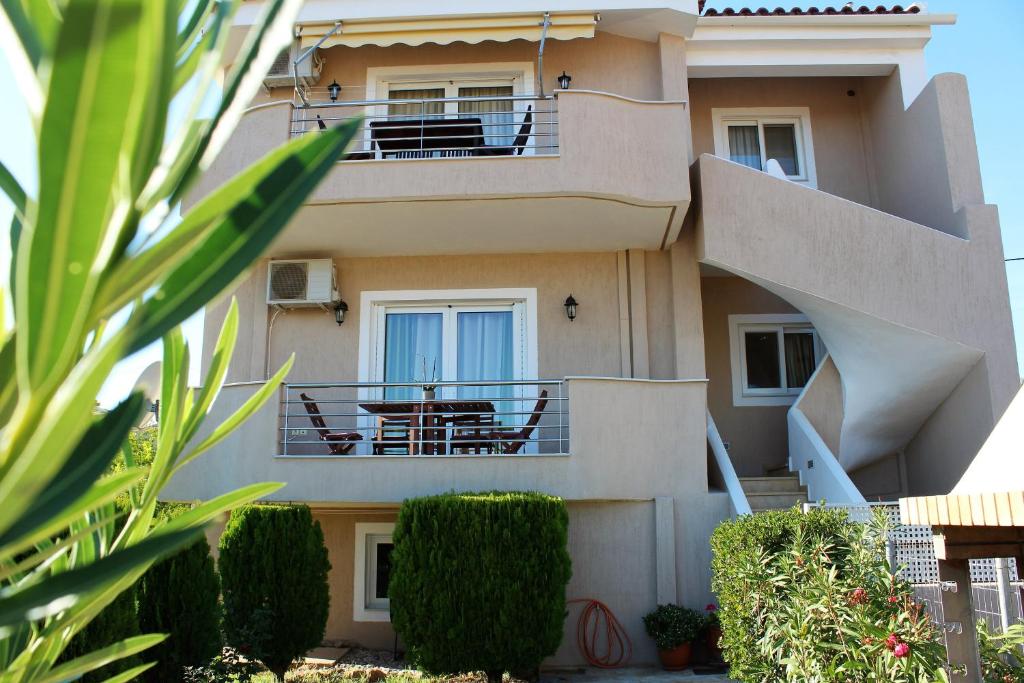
[711,107,817,187]
[364,62,536,155]
[728,314,824,407]
[353,522,396,622]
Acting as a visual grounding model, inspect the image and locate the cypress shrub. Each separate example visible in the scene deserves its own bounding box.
[389,491,572,682]
[219,504,331,681]
[709,506,851,681]
[58,585,141,682]
[136,532,222,682]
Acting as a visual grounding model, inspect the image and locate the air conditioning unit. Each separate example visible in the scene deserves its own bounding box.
[263,42,322,89]
[267,259,338,306]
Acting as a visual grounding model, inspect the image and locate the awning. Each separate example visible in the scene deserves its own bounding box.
[298,12,598,49]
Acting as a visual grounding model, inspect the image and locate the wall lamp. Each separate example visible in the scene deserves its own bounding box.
[564,294,578,322]
[327,80,341,101]
[334,299,348,325]
[557,71,572,90]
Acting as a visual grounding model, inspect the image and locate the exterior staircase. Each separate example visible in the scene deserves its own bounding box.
[739,475,808,513]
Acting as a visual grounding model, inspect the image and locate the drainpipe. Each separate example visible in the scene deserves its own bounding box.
[537,12,551,96]
[293,21,342,106]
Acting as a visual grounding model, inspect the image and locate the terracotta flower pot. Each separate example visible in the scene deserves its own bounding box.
[706,625,723,658]
[657,642,693,671]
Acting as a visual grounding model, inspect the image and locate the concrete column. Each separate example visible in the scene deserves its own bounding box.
[655,497,678,605]
[658,32,692,163]
[937,558,982,683]
[628,250,650,379]
[670,231,707,379]
[616,251,632,377]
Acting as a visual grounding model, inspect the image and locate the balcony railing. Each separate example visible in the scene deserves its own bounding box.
[290,92,558,159]
[280,380,568,457]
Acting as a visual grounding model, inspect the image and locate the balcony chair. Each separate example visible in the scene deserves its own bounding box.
[475,106,533,157]
[450,389,548,455]
[298,392,362,455]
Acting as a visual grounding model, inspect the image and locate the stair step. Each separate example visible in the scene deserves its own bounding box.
[739,476,805,494]
[764,463,792,477]
[745,492,809,511]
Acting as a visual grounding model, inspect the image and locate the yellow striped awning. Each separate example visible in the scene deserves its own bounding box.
[298,13,598,49]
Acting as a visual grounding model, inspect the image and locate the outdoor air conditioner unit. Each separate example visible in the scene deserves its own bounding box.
[266,259,338,306]
[263,42,322,89]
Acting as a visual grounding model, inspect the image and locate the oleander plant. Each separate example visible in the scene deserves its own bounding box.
[0,0,357,679]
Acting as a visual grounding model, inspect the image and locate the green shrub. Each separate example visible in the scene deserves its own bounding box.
[58,585,141,682]
[390,491,572,682]
[711,508,947,682]
[136,529,222,682]
[979,620,1024,681]
[642,604,706,651]
[219,504,331,681]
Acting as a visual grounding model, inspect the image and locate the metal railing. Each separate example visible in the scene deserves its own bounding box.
[279,379,568,457]
[290,92,559,159]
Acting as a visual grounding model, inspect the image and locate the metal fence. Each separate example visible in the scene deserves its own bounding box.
[291,92,559,159]
[279,379,568,457]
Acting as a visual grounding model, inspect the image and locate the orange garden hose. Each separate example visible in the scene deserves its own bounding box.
[567,598,633,669]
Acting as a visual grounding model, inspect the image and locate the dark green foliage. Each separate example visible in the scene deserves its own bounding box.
[136,532,221,682]
[58,585,140,682]
[219,504,331,681]
[709,506,851,681]
[389,491,572,682]
[642,604,706,651]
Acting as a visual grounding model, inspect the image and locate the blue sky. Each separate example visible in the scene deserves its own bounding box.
[1,1,1022,407]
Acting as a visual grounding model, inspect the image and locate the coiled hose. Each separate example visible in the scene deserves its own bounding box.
[567,598,632,669]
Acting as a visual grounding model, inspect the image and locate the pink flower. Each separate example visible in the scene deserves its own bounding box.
[893,642,910,658]
[888,595,900,605]
[705,603,718,612]
[849,588,868,605]
[885,633,900,651]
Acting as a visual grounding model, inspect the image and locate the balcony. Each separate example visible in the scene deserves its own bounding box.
[163,376,711,505]
[196,90,690,256]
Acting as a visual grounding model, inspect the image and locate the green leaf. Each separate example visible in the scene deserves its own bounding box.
[0,526,201,634]
[176,354,294,468]
[33,634,165,683]
[96,661,157,683]
[0,512,121,583]
[157,482,284,535]
[17,0,156,394]
[126,121,358,353]
[0,333,15,427]
[177,298,238,447]
[0,160,26,215]
[0,394,143,552]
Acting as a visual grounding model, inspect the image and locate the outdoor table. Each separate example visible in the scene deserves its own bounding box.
[358,399,495,454]
[369,118,485,158]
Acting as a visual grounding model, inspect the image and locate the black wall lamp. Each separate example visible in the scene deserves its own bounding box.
[328,80,341,101]
[557,71,572,90]
[334,299,348,325]
[564,294,578,322]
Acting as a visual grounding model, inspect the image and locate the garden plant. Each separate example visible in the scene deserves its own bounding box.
[219,504,331,681]
[711,507,949,682]
[0,0,357,679]
[389,491,572,682]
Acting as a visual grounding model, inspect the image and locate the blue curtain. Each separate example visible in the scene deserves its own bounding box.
[728,125,762,170]
[457,311,514,423]
[384,313,443,400]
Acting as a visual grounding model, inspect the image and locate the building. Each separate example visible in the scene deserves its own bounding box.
[164,0,1019,665]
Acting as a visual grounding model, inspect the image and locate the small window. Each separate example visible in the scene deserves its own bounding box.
[354,523,396,621]
[712,108,816,186]
[729,315,824,406]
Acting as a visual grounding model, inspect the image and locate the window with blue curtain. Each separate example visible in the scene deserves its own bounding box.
[383,312,443,400]
[457,311,514,424]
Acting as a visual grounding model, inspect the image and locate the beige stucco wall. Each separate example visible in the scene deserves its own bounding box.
[688,76,877,207]
[795,355,843,456]
[700,276,798,476]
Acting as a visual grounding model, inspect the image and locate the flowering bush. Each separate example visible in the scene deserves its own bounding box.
[705,603,720,628]
[642,605,706,651]
[712,508,949,682]
[978,621,1024,682]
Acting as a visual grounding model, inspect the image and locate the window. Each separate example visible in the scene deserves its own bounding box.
[729,314,825,406]
[354,523,396,621]
[711,108,817,187]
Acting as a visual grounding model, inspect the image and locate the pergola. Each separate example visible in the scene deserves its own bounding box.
[900,387,1024,683]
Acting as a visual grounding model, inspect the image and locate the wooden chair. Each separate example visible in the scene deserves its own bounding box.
[450,390,548,455]
[475,106,534,157]
[299,392,362,455]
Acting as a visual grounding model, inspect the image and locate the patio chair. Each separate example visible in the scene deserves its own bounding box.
[475,106,534,157]
[299,392,362,455]
[450,390,548,455]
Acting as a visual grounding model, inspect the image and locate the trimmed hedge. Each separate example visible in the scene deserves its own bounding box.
[389,491,572,682]
[219,504,331,681]
[58,586,141,682]
[136,533,221,682]
[709,506,851,681]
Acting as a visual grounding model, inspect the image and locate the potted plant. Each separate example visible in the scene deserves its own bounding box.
[704,603,722,660]
[642,604,704,671]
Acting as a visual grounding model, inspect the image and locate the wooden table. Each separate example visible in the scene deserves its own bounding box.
[370,118,485,158]
[358,399,495,455]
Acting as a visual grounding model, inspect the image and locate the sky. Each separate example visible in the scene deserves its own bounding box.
[1,1,1023,408]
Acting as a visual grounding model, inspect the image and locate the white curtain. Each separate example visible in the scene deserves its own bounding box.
[388,87,445,119]
[457,311,514,422]
[459,86,515,146]
[727,125,762,170]
[384,312,443,400]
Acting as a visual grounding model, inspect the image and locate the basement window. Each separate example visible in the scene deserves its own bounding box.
[711,108,817,187]
[354,523,395,622]
[729,314,825,407]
